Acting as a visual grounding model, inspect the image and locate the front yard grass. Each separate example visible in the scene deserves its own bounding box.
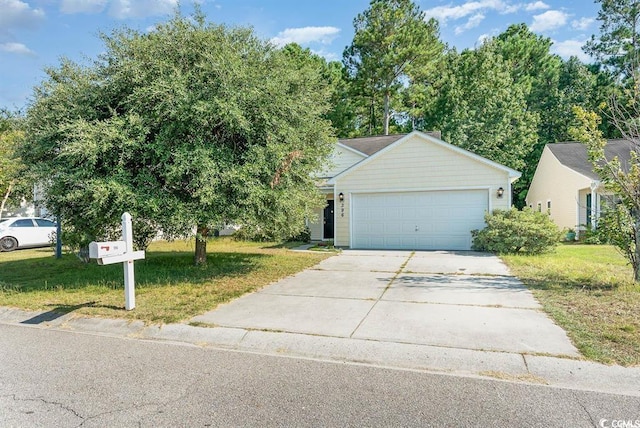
[501,244,640,366]
[0,238,331,324]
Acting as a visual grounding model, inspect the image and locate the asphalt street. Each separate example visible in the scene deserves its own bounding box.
[1,323,639,427]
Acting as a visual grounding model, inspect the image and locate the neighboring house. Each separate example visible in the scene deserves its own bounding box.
[525,140,632,234]
[0,184,49,219]
[309,130,521,250]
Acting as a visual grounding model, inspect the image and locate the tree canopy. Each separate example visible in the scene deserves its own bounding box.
[584,0,640,79]
[423,42,538,177]
[0,110,28,219]
[343,0,443,136]
[22,12,335,264]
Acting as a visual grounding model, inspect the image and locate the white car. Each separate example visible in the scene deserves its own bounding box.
[0,217,57,252]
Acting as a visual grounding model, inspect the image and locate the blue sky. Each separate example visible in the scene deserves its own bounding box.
[1,0,601,110]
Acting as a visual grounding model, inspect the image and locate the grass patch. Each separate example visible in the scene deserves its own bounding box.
[0,238,331,324]
[501,244,640,366]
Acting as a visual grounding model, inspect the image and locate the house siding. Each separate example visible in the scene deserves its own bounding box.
[308,206,324,241]
[333,134,512,247]
[526,146,592,230]
[318,144,366,179]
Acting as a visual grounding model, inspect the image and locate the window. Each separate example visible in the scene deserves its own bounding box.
[13,219,35,227]
[35,219,56,227]
[586,194,592,227]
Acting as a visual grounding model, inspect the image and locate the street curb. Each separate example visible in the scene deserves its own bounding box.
[1,307,639,397]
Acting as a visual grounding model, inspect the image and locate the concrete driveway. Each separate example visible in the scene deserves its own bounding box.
[192,250,578,357]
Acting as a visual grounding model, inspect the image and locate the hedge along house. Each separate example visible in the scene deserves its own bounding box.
[525,140,631,236]
[309,131,521,250]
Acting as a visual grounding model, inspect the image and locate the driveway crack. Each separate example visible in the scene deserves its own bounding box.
[348,252,415,338]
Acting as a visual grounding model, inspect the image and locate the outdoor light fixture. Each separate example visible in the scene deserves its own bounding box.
[497,187,505,198]
[338,192,344,202]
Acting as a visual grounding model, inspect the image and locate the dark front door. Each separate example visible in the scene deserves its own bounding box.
[323,200,335,239]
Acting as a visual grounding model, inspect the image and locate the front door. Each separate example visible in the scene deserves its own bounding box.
[323,200,335,239]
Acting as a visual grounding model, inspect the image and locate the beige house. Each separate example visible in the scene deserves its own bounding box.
[309,131,520,250]
[525,140,631,233]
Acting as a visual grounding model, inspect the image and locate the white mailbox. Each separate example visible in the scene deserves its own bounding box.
[89,240,127,259]
[87,213,145,311]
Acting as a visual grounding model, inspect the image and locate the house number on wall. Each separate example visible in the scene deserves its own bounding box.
[340,201,345,217]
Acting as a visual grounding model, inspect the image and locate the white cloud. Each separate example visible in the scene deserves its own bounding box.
[0,42,35,55]
[0,0,45,30]
[477,33,491,44]
[424,0,540,23]
[424,0,503,22]
[525,1,550,12]
[572,17,595,31]
[270,26,340,47]
[530,10,568,32]
[60,0,107,14]
[108,0,178,19]
[551,39,590,62]
[455,13,485,35]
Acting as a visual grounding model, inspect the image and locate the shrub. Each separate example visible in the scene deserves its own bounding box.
[471,208,562,254]
[578,224,605,244]
[596,203,634,249]
[233,224,311,243]
[288,226,311,243]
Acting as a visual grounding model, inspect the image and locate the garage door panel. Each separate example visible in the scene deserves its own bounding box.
[352,190,488,250]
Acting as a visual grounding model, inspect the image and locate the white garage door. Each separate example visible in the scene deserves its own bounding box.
[351,190,488,250]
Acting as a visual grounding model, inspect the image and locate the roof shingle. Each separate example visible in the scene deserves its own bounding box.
[547,139,634,180]
[338,131,442,156]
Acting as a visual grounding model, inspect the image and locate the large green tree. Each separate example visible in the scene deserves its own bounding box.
[22,12,334,264]
[280,43,356,138]
[584,0,640,79]
[489,24,618,204]
[423,43,538,200]
[343,0,443,136]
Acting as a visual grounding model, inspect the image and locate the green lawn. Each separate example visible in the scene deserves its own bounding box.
[0,239,330,324]
[502,244,640,366]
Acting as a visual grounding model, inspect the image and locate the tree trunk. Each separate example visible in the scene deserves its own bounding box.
[634,216,640,282]
[195,224,208,266]
[383,90,390,136]
[0,181,14,220]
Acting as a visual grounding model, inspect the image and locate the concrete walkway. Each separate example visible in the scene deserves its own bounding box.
[1,250,639,397]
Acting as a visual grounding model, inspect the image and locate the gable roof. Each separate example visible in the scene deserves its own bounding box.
[547,139,634,181]
[328,130,520,184]
[338,131,442,156]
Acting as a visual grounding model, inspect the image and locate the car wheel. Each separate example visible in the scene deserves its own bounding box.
[0,237,18,252]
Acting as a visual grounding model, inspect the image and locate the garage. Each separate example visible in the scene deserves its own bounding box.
[351,189,489,250]
[325,131,520,250]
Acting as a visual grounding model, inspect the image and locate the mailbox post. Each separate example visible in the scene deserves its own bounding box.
[89,212,145,310]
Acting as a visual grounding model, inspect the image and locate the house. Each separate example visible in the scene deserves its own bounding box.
[525,140,632,233]
[308,131,521,250]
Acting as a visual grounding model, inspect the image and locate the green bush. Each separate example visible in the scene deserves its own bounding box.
[596,203,634,249]
[288,226,311,243]
[233,224,311,243]
[471,208,561,254]
[578,224,605,244]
